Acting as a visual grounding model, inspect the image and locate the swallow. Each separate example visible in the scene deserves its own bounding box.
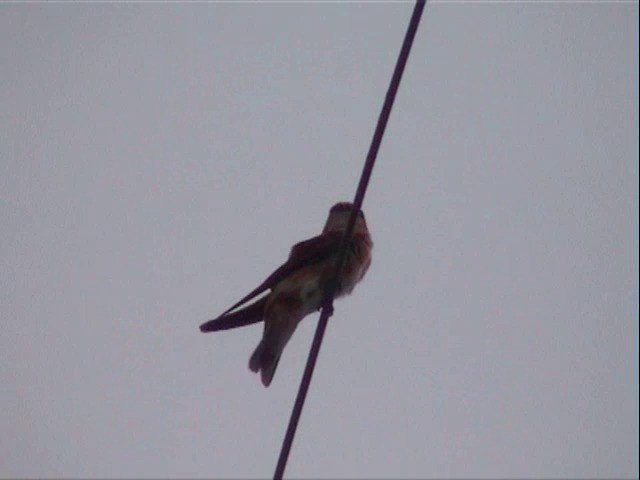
[200,202,373,387]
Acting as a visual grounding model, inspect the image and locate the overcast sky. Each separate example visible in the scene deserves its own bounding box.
[1,2,638,479]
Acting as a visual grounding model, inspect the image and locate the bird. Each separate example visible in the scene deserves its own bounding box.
[200,202,373,387]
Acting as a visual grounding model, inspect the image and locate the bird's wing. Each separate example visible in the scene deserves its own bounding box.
[199,231,342,331]
[200,296,268,332]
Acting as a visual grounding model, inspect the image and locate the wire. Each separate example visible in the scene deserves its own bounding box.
[273,1,427,478]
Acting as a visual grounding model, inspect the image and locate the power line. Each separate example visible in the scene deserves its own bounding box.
[273,1,427,478]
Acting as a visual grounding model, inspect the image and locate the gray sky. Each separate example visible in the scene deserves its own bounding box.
[1,2,638,479]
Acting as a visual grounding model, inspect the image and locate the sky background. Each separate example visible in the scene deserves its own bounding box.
[1,2,638,479]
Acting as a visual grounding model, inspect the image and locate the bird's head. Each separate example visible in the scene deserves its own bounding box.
[323,202,368,234]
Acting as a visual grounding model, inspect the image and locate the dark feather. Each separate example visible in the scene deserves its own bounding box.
[209,231,343,320]
[200,297,267,332]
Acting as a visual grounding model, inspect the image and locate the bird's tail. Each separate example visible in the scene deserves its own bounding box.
[200,297,267,333]
[249,339,281,387]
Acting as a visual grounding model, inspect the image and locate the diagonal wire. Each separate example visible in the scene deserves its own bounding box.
[273,1,427,478]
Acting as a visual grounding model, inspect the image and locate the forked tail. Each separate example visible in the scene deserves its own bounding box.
[249,339,281,387]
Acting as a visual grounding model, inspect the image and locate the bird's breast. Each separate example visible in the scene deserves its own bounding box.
[336,234,372,297]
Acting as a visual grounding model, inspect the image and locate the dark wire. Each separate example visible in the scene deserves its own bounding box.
[273,2,427,478]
